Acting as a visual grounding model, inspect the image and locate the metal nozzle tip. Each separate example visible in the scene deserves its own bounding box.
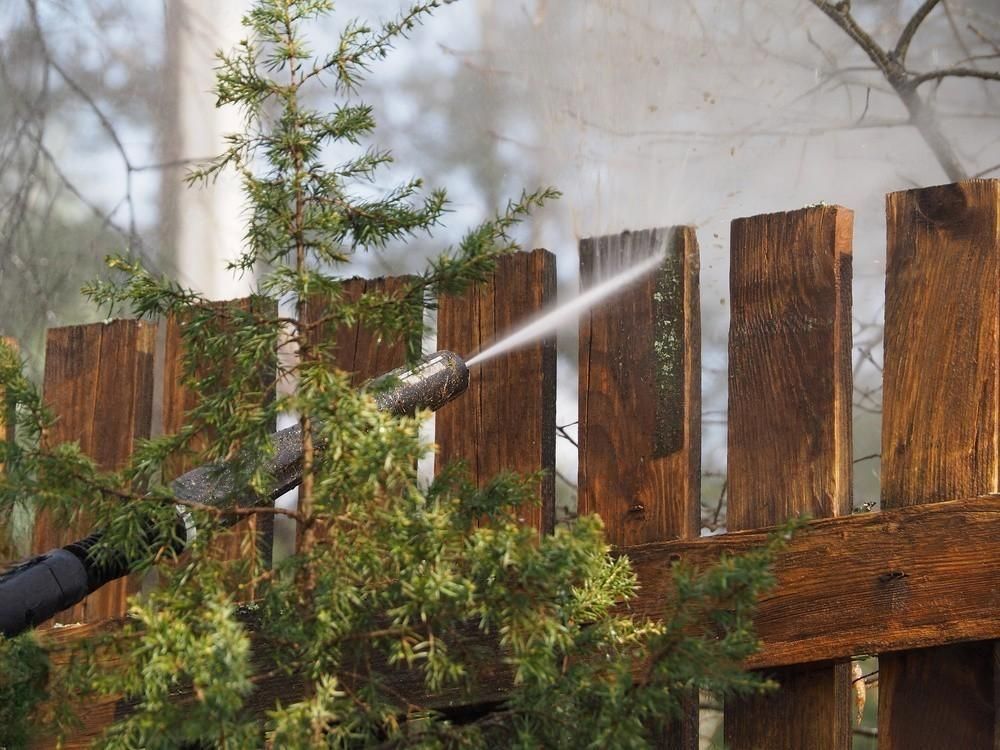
[370,350,470,415]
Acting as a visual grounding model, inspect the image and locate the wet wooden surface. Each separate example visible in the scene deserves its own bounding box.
[32,320,156,624]
[578,228,701,549]
[578,227,702,749]
[878,179,1000,749]
[725,205,854,750]
[437,249,557,534]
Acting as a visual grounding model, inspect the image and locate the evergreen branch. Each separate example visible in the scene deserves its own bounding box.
[308,3,443,90]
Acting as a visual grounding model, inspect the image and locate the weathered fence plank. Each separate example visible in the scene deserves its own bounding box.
[162,298,277,587]
[578,227,701,748]
[578,228,701,548]
[308,276,415,385]
[627,494,1000,668]
[725,206,854,749]
[436,250,557,534]
[32,321,156,624]
[301,275,414,550]
[878,179,1000,749]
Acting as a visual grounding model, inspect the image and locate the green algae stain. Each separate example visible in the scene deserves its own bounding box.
[653,231,685,458]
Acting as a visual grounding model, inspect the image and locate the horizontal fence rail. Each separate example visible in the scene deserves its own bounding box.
[3,178,998,749]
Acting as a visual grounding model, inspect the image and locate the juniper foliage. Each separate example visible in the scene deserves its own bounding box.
[1,2,785,747]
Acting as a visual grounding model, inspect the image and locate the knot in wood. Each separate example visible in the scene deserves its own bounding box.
[878,570,908,584]
[914,183,969,227]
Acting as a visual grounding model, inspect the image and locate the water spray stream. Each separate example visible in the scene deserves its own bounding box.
[466,251,666,367]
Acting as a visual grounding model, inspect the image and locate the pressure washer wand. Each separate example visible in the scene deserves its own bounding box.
[0,351,469,638]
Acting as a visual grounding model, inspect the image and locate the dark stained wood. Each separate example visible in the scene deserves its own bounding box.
[301,275,414,549]
[307,275,415,386]
[578,228,701,748]
[35,493,1000,746]
[878,179,1000,749]
[162,297,277,586]
[626,494,1000,668]
[725,205,853,749]
[436,250,557,535]
[32,320,157,624]
[578,227,701,548]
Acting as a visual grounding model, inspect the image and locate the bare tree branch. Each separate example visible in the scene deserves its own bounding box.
[806,0,989,181]
[894,0,941,65]
[908,67,1000,87]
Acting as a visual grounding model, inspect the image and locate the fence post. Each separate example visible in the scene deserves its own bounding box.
[436,249,557,535]
[32,320,157,623]
[878,179,1000,748]
[578,227,701,749]
[725,205,854,749]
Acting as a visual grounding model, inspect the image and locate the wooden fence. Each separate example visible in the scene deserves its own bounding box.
[5,178,1000,749]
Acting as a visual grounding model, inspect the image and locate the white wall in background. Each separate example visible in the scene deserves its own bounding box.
[165,0,251,300]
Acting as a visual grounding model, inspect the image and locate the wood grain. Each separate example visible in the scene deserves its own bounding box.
[35,493,1000,746]
[578,227,701,548]
[162,297,277,582]
[32,320,156,624]
[626,494,1000,668]
[578,227,701,748]
[307,275,415,386]
[878,179,1000,749]
[725,205,853,749]
[302,275,414,550]
[436,250,557,535]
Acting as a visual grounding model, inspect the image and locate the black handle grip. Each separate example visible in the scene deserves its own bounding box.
[0,549,89,637]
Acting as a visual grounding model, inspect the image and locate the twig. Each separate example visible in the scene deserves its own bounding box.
[807,0,975,181]
[894,0,942,65]
[556,422,578,448]
[908,68,1000,87]
[972,161,1000,178]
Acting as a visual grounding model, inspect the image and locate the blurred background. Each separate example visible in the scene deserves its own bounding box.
[1,2,997,744]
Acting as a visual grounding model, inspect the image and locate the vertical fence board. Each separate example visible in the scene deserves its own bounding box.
[725,206,853,749]
[32,320,156,624]
[578,227,700,749]
[0,337,17,562]
[301,276,414,548]
[879,179,1000,748]
[309,276,414,385]
[578,227,701,548]
[162,298,277,589]
[436,250,557,535]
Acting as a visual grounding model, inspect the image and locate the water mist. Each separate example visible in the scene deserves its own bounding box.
[466,251,666,367]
